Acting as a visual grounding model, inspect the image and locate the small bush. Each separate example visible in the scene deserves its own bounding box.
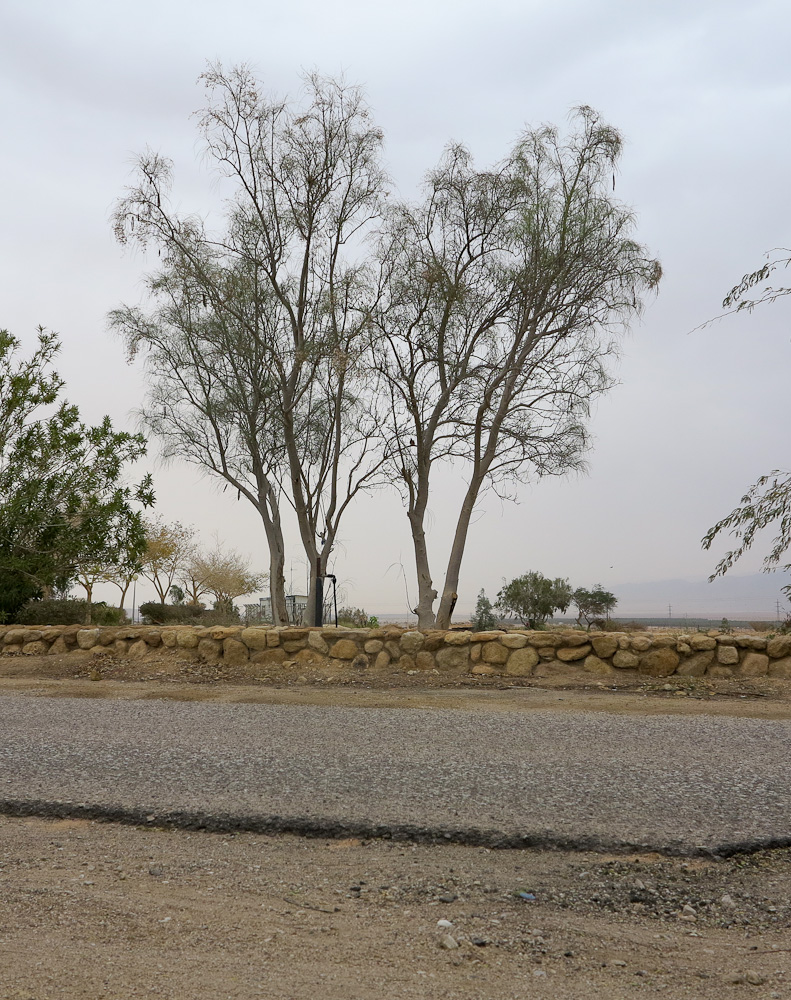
[16,598,89,625]
[139,602,206,625]
[471,590,499,631]
[337,606,377,628]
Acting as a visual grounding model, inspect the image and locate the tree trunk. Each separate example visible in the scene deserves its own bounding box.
[436,475,485,629]
[408,508,437,628]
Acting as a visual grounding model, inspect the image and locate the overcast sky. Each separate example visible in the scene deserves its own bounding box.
[1,0,789,617]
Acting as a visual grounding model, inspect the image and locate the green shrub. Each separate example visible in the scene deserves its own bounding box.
[139,602,206,625]
[471,589,498,631]
[337,606,377,628]
[16,598,89,625]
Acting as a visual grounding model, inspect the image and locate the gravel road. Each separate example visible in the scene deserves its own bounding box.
[1,693,790,854]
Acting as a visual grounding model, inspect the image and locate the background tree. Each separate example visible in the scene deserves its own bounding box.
[140,517,194,604]
[572,584,617,628]
[702,250,791,600]
[111,64,388,625]
[374,108,660,627]
[0,328,153,621]
[470,589,498,631]
[189,542,264,610]
[496,572,573,628]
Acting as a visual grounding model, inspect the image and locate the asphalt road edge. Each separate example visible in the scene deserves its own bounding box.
[3,798,789,859]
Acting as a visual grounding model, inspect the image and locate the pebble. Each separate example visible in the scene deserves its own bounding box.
[721,893,736,908]
[438,892,457,903]
[436,919,453,929]
[532,969,547,978]
[439,934,459,950]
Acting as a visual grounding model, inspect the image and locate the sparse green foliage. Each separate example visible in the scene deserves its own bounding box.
[496,572,573,628]
[471,590,498,631]
[337,606,378,629]
[572,584,618,629]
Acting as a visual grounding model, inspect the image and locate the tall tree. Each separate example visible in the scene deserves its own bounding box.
[0,328,153,621]
[140,517,194,604]
[190,542,265,608]
[111,65,387,625]
[374,109,660,626]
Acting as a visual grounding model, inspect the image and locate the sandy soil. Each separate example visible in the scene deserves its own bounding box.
[1,816,789,999]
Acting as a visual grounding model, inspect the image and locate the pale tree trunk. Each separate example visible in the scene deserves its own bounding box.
[408,507,437,629]
[436,472,487,629]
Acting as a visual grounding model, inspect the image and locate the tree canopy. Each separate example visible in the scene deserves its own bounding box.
[0,328,154,621]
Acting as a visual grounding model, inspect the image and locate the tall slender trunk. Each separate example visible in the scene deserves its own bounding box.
[256,481,289,626]
[408,508,437,628]
[436,473,486,629]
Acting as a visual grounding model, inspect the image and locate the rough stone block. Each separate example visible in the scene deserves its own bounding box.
[415,651,435,671]
[351,653,370,671]
[556,632,590,647]
[639,648,680,677]
[708,665,734,678]
[251,648,286,666]
[198,638,222,664]
[582,654,613,675]
[127,639,149,660]
[717,645,740,665]
[612,650,639,669]
[676,651,714,676]
[374,651,391,671]
[398,654,416,672]
[470,631,506,642]
[435,646,469,672]
[330,639,359,660]
[3,629,25,645]
[556,644,591,662]
[160,630,178,648]
[282,640,307,653]
[308,632,329,654]
[364,639,383,654]
[505,647,539,676]
[689,635,717,651]
[114,640,129,656]
[471,664,497,676]
[22,630,44,643]
[470,644,481,662]
[49,636,69,655]
[22,641,48,655]
[740,652,769,677]
[630,636,653,652]
[76,629,101,650]
[716,635,737,646]
[538,647,557,659]
[241,627,270,651]
[768,655,791,678]
[400,631,425,655]
[501,633,528,649]
[176,629,200,649]
[481,641,509,664]
[444,631,472,645]
[527,633,561,648]
[767,636,791,659]
[736,635,767,650]
[223,638,250,665]
[422,631,447,651]
[591,635,620,659]
[294,648,325,665]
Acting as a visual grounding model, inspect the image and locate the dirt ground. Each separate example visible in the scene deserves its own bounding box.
[2,653,791,998]
[2,649,791,719]
[1,816,790,1000]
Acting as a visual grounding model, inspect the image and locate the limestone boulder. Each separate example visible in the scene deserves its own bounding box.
[114,640,129,656]
[416,651,435,671]
[198,638,222,664]
[556,644,591,662]
[127,639,149,660]
[398,654,416,672]
[527,633,560,648]
[639,648,679,677]
[435,646,470,672]
[309,632,330,654]
[364,639,383,654]
[630,636,653,652]
[422,631,447,652]
[690,635,717,651]
[294,648,325,665]
[49,636,69,655]
[501,633,528,649]
[3,629,25,645]
[481,641,509,665]
[176,629,200,649]
[241,627,270,651]
[612,650,639,669]
[736,635,767,650]
[471,664,497,676]
[251,648,286,666]
[717,645,740,666]
[351,653,369,671]
[400,631,425,655]
[374,651,391,671]
[767,636,791,659]
[591,634,620,659]
[76,629,101,650]
[22,641,48,655]
[768,656,791,678]
[739,652,769,677]
[470,631,506,642]
[582,654,613,675]
[505,647,539,676]
[556,631,590,647]
[223,639,249,665]
[676,651,714,676]
[160,629,179,648]
[330,639,359,660]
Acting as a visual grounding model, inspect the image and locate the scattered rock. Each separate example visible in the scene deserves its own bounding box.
[439,933,458,950]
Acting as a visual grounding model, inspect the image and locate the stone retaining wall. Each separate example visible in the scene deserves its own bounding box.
[2,624,791,679]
